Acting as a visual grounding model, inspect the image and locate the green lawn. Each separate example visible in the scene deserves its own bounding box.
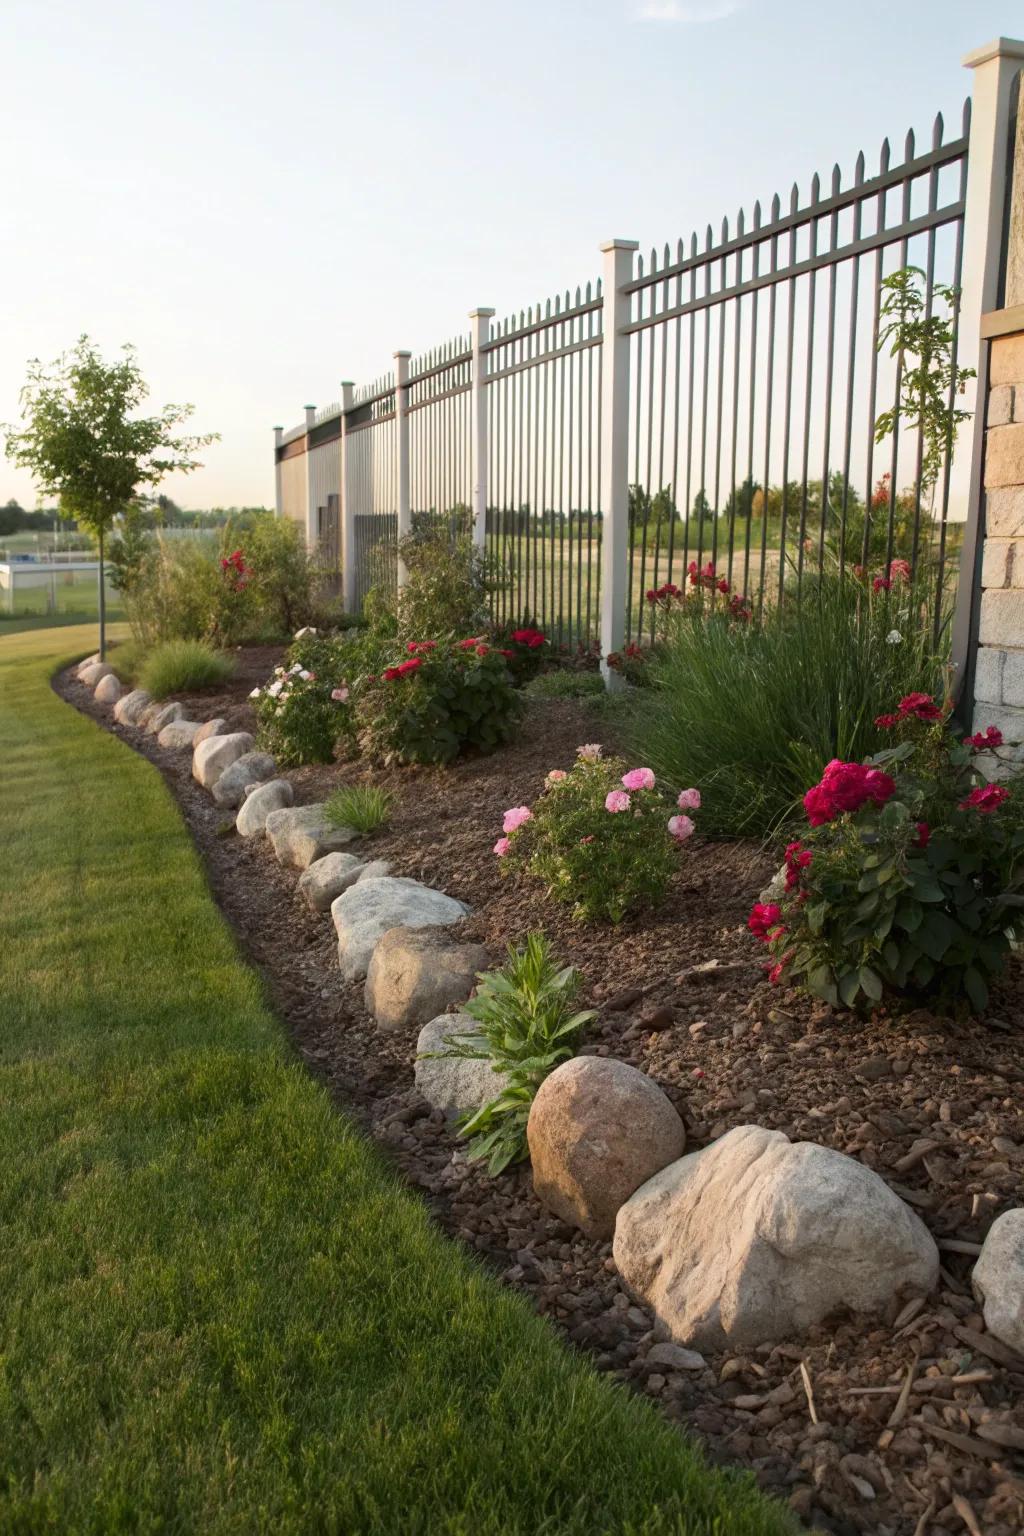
[0,623,793,1536]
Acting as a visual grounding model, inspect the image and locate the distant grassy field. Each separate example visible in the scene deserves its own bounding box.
[0,622,794,1536]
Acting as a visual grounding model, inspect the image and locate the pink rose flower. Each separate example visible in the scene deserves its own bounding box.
[502,805,533,834]
[668,813,695,841]
[621,767,655,791]
[493,836,511,857]
[677,787,701,811]
[605,790,631,813]
[577,743,603,762]
[545,769,567,785]
[331,686,350,703]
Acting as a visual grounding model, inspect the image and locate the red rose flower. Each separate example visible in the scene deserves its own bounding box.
[898,692,945,722]
[874,713,900,729]
[960,784,1010,814]
[748,902,782,941]
[915,821,930,848]
[965,725,1003,751]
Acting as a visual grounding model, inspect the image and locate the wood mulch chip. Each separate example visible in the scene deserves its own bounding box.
[58,649,1024,1536]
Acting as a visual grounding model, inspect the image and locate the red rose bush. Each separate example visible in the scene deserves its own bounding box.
[748,695,1024,1012]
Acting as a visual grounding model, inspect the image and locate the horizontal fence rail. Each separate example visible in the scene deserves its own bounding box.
[275,84,996,673]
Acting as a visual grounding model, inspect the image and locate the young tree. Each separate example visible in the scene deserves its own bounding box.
[2,335,217,657]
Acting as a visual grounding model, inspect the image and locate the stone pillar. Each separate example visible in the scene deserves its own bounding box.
[974,331,1024,764]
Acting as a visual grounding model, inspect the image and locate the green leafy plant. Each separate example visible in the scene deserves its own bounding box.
[394,525,491,641]
[242,514,323,638]
[2,335,216,659]
[497,748,696,923]
[252,658,355,767]
[325,783,393,835]
[355,639,521,767]
[489,621,550,685]
[440,934,596,1175]
[524,670,605,701]
[633,567,949,837]
[750,697,1024,1013]
[139,639,235,699]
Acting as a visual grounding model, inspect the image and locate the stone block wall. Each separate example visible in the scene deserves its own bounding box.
[973,331,1024,766]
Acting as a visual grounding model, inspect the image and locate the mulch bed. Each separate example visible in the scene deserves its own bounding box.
[58,650,1024,1536]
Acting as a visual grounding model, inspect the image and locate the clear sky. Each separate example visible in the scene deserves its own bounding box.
[3,0,1018,510]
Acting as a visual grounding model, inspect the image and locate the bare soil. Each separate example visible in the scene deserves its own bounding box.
[58,651,1024,1536]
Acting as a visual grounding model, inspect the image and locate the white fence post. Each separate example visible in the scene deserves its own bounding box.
[469,308,494,551]
[339,382,357,612]
[598,239,638,685]
[273,426,283,517]
[394,351,412,586]
[951,39,1024,697]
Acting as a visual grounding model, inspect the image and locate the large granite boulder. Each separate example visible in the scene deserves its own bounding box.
[297,853,366,911]
[414,1014,507,1118]
[94,673,123,706]
[265,803,359,870]
[157,719,202,750]
[192,732,255,789]
[330,877,469,981]
[193,717,227,746]
[527,1057,686,1239]
[147,701,186,736]
[972,1209,1024,1357]
[113,688,152,727]
[236,779,294,837]
[613,1125,939,1350]
[75,653,101,677]
[365,926,488,1033]
[211,751,277,808]
[79,661,114,688]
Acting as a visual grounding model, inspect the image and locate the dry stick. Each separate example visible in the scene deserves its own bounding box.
[952,1493,984,1536]
[887,1348,920,1429]
[799,1359,819,1426]
[912,1500,937,1536]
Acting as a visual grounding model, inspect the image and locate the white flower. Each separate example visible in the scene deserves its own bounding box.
[886,629,902,646]
[268,679,283,697]
[249,687,261,698]
[299,669,312,681]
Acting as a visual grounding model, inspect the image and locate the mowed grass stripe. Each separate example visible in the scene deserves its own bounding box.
[0,625,793,1536]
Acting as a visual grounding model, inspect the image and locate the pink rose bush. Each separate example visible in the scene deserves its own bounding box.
[750,694,1024,1013]
[494,747,700,922]
[252,657,356,767]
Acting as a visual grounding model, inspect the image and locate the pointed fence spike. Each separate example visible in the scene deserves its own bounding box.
[721,215,729,243]
[880,137,891,172]
[832,162,842,194]
[753,200,762,228]
[963,96,971,134]
[790,182,799,213]
[855,150,866,184]
[933,110,944,148]
[770,192,781,220]
[690,231,698,256]
[810,171,820,203]
[737,207,745,236]
[905,127,915,162]
[705,223,713,249]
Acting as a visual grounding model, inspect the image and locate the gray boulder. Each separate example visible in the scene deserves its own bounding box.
[113,688,152,727]
[193,717,227,746]
[265,803,359,870]
[414,1014,507,1118]
[527,1057,686,1239]
[613,1125,939,1350]
[357,859,393,883]
[365,926,488,1033]
[297,853,366,912]
[211,751,277,808]
[79,662,114,688]
[94,673,123,706]
[75,652,101,677]
[236,779,294,838]
[192,732,256,789]
[331,877,470,981]
[147,701,185,737]
[158,719,202,750]
[972,1209,1024,1357]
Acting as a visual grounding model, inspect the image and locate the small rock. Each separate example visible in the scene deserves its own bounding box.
[356,859,393,882]
[113,688,152,726]
[266,803,360,870]
[79,661,114,688]
[157,719,202,750]
[147,701,186,736]
[642,1006,675,1032]
[192,731,256,788]
[331,876,469,981]
[972,1208,1024,1357]
[645,1341,705,1372]
[297,853,366,912]
[606,988,643,1013]
[93,673,123,705]
[193,717,227,746]
[365,926,489,1032]
[236,779,294,837]
[414,1014,508,1117]
[211,751,277,808]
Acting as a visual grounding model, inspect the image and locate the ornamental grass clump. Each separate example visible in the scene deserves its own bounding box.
[496,744,700,923]
[355,638,521,766]
[749,694,1024,1013]
[325,783,393,835]
[139,639,235,699]
[438,933,596,1175]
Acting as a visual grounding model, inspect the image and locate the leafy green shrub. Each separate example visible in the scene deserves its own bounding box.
[489,621,550,685]
[497,747,698,923]
[139,639,235,698]
[325,783,393,835]
[355,639,521,767]
[437,934,596,1175]
[243,515,322,637]
[393,527,491,641]
[632,567,949,837]
[524,670,605,701]
[750,696,1024,1013]
[251,661,355,767]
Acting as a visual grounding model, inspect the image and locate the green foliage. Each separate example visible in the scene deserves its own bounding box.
[489,620,551,685]
[392,526,491,641]
[524,669,605,700]
[441,934,596,1175]
[875,266,976,495]
[756,709,1024,1013]
[631,570,949,838]
[252,659,354,768]
[325,783,393,835]
[356,640,522,767]
[242,514,323,637]
[2,335,216,657]
[500,750,688,923]
[139,639,235,699]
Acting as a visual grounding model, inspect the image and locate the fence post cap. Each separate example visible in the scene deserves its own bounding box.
[393,349,412,358]
[469,307,495,318]
[963,36,1024,69]
[599,238,640,252]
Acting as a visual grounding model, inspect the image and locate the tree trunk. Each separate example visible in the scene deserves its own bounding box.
[98,526,107,661]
